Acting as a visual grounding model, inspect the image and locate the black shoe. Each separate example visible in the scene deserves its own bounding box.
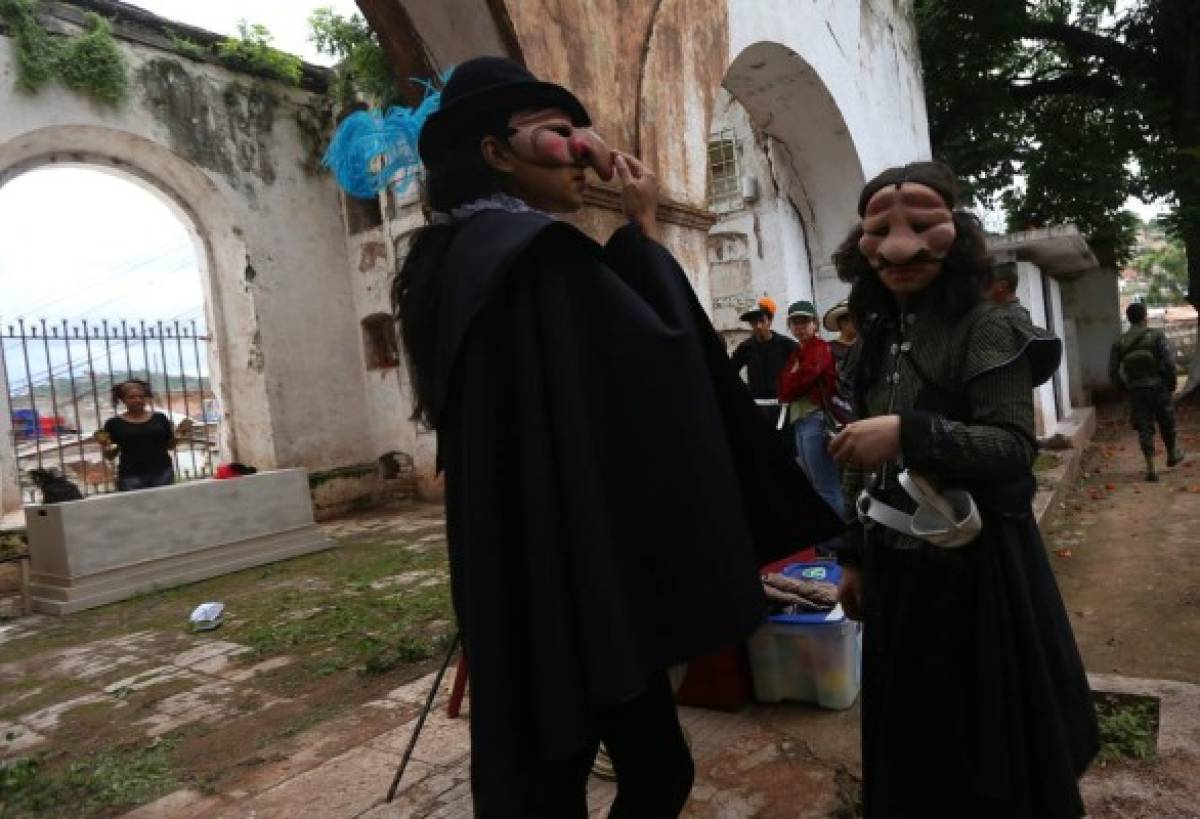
[1146,471,1160,483]
[1167,448,1185,467]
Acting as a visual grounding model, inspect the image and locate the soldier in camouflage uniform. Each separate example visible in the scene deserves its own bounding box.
[1108,301,1184,481]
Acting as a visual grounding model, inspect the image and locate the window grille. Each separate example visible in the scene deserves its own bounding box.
[707,130,740,204]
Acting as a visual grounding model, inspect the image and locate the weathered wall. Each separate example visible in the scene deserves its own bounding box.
[0,8,376,486]
[723,0,929,305]
[341,188,440,500]
[363,0,929,320]
[1062,269,1123,401]
[708,90,818,345]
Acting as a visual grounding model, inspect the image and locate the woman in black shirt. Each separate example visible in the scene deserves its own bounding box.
[95,379,191,491]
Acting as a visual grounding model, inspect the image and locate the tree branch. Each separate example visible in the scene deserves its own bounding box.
[1019,19,1138,70]
[1008,73,1122,100]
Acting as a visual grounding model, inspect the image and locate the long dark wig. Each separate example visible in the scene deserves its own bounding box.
[392,114,515,429]
[831,161,993,409]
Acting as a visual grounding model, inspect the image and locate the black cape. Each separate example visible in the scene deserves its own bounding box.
[430,211,841,813]
[856,306,1098,819]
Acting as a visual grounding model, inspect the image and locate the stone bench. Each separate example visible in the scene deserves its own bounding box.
[25,468,333,615]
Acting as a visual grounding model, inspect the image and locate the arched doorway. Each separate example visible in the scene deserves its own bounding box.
[0,166,218,502]
[0,125,271,509]
[704,42,866,344]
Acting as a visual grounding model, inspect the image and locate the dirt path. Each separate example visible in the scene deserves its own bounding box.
[1045,400,1200,819]
[1047,401,1200,683]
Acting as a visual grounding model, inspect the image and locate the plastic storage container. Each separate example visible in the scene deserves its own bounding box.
[748,562,862,709]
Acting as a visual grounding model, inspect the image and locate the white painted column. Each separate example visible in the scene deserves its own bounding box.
[0,349,21,513]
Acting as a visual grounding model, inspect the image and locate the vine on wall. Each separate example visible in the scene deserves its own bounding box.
[0,0,128,105]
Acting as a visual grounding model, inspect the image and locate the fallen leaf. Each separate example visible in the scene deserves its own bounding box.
[1054,548,1073,558]
[1105,483,1116,491]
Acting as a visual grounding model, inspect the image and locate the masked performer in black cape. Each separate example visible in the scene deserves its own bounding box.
[393,57,841,817]
[828,161,1098,819]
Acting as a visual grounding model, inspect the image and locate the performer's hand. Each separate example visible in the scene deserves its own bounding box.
[828,415,901,469]
[614,152,660,242]
[93,430,111,446]
[175,418,194,437]
[838,566,864,622]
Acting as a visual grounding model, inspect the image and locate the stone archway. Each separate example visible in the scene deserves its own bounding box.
[0,124,276,473]
[691,40,867,339]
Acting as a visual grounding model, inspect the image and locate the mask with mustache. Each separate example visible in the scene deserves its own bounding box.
[858,182,956,271]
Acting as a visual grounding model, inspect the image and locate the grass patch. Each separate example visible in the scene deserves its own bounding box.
[1033,453,1061,474]
[0,534,452,677]
[0,738,178,817]
[0,677,92,723]
[229,560,452,678]
[1094,691,1159,765]
[0,525,452,815]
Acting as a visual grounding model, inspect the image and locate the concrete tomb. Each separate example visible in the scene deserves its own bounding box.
[24,468,333,614]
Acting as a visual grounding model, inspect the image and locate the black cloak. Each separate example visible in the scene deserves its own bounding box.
[428,210,841,813]
[843,303,1098,818]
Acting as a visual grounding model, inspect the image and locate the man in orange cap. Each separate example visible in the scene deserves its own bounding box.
[730,296,796,428]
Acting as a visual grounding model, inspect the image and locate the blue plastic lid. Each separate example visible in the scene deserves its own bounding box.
[767,562,846,625]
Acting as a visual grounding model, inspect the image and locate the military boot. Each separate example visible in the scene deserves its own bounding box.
[1145,454,1159,482]
[1166,438,1186,467]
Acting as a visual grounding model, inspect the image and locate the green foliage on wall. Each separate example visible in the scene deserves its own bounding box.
[0,0,57,92]
[0,0,128,105]
[216,20,302,87]
[307,7,399,109]
[168,34,206,61]
[57,13,128,104]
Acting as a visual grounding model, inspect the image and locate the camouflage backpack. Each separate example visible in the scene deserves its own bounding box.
[1118,327,1160,385]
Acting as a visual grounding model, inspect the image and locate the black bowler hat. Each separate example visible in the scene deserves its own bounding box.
[418,56,591,166]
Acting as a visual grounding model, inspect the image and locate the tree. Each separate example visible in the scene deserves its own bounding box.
[915,0,1198,390]
[216,20,303,86]
[1135,237,1189,307]
[916,2,1196,269]
[307,7,399,110]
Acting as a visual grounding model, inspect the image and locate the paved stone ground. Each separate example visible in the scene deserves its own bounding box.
[120,670,864,819]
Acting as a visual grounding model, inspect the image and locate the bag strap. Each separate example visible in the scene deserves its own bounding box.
[1118,326,1152,361]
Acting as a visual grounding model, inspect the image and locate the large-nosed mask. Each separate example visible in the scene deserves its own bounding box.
[507,110,615,182]
[858,182,956,272]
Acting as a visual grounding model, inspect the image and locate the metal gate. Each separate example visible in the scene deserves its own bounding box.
[3,318,217,503]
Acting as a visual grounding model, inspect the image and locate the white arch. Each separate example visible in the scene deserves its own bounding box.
[725,41,866,256]
[0,124,275,467]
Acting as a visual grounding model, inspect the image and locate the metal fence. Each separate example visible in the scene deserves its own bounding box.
[3,318,217,503]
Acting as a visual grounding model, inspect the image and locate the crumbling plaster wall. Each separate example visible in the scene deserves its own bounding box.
[508,0,929,315]
[708,90,815,346]
[1062,268,1123,402]
[0,18,373,477]
[343,190,440,499]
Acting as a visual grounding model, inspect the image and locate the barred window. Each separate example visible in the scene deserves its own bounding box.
[707,130,740,204]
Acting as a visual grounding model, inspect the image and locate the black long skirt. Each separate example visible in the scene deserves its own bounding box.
[859,496,1098,819]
